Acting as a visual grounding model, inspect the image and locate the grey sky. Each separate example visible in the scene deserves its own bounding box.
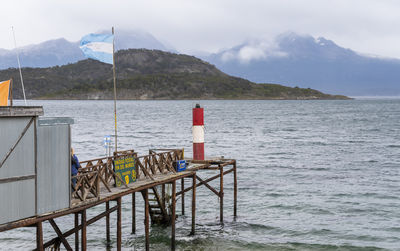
[1,0,400,58]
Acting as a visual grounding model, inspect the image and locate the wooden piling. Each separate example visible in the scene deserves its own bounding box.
[36,222,43,251]
[81,210,86,251]
[191,173,196,235]
[220,165,224,223]
[106,202,110,245]
[233,161,237,217]
[171,181,176,251]
[144,189,150,251]
[74,213,79,251]
[181,178,185,215]
[132,192,136,234]
[117,197,122,251]
[162,184,166,209]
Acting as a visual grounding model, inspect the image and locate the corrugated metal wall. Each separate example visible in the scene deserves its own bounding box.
[0,117,36,225]
[0,179,36,224]
[0,117,35,178]
[37,124,70,214]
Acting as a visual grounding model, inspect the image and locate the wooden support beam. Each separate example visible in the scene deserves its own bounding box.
[117,197,122,251]
[196,175,219,196]
[220,166,224,223]
[233,161,237,217]
[190,159,234,167]
[81,210,86,251]
[106,202,110,245]
[201,166,220,170]
[176,169,233,196]
[171,181,176,251]
[177,173,219,196]
[40,205,118,250]
[218,161,234,168]
[49,219,73,251]
[132,192,136,234]
[136,160,155,181]
[181,178,185,215]
[0,174,35,184]
[191,173,196,235]
[143,189,150,251]
[36,222,43,251]
[75,213,79,251]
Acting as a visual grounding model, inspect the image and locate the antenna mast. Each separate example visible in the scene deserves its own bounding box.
[11,26,27,105]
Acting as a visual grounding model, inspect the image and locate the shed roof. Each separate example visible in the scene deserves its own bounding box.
[0,106,44,117]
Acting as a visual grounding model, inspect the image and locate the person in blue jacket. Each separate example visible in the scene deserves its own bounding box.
[71,148,81,190]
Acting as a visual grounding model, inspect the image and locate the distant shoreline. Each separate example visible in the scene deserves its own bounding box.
[350,96,400,99]
[16,96,400,101]
[35,96,351,101]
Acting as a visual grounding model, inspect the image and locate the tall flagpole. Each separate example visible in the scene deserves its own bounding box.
[112,27,118,153]
[11,27,27,105]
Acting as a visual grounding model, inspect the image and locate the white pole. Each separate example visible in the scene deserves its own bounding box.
[112,27,118,153]
[11,27,27,106]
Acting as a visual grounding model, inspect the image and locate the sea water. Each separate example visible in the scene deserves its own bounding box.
[0,99,399,250]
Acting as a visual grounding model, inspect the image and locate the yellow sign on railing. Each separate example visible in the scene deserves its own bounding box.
[114,156,136,187]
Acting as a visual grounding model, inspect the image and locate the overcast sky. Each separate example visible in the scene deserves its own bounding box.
[1,0,400,58]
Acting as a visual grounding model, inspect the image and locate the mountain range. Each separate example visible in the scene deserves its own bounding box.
[0,30,399,96]
[0,29,170,69]
[204,32,400,96]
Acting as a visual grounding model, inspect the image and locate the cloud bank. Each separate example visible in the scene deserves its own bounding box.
[220,39,288,64]
[1,0,400,58]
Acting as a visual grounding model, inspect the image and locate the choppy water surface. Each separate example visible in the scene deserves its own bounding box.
[1,99,400,250]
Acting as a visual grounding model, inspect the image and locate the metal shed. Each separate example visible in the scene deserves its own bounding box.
[0,107,73,225]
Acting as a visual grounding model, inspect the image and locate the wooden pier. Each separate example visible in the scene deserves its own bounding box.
[0,149,237,250]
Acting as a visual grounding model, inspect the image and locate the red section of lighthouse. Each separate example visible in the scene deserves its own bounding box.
[193,104,205,160]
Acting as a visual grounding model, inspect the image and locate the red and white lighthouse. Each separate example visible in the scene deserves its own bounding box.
[192,104,204,160]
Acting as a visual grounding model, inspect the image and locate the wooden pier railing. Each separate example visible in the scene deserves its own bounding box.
[72,149,184,202]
